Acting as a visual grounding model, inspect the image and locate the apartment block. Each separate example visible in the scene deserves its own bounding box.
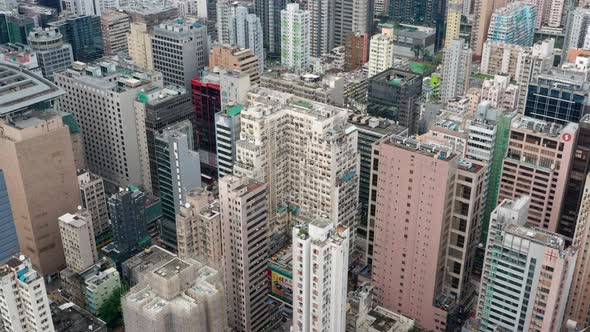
[498,117,577,232]
[192,74,221,180]
[122,252,224,332]
[27,27,73,80]
[215,105,242,178]
[176,188,222,265]
[59,210,98,273]
[219,175,270,332]
[55,60,163,190]
[209,45,260,84]
[515,39,555,113]
[344,33,369,71]
[78,171,110,246]
[480,41,525,78]
[229,6,264,73]
[0,256,55,331]
[108,187,150,259]
[281,3,310,70]
[216,1,254,44]
[152,19,209,89]
[480,75,519,111]
[292,219,349,332]
[85,267,120,315]
[100,10,130,55]
[487,2,537,47]
[233,89,359,239]
[477,197,576,332]
[445,0,462,41]
[440,38,472,102]
[219,69,251,111]
[368,24,394,78]
[0,170,18,263]
[370,135,457,331]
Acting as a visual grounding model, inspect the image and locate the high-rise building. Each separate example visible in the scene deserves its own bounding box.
[0,256,55,332]
[209,45,261,84]
[477,197,576,331]
[515,39,555,112]
[344,33,369,71]
[498,117,578,232]
[566,173,590,326]
[367,68,422,134]
[27,27,74,80]
[215,105,242,178]
[219,69,251,110]
[367,24,394,78]
[0,170,18,263]
[480,41,526,78]
[255,0,286,57]
[563,7,590,63]
[347,115,407,262]
[487,2,537,47]
[134,86,195,195]
[440,39,472,102]
[470,0,507,57]
[559,115,590,239]
[49,15,104,63]
[2,13,34,44]
[388,0,445,48]
[55,60,161,190]
[370,135,458,331]
[217,1,255,44]
[122,249,224,332]
[152,19,209,89]
[480,75,520,111]
[229,6,265,73]
[58,210,98,273]
[309,0,333,57]
[0,64,79,276]
[85,266,120,315]
[219,175,270,332]
[280,3,310,70]
[192,73,222,180]
[292,219,349,332]
[524,65,590,124]
[445,0,463,42]
[100,10,130,56]
[233,88,359,240]
[108,187,150,259]
[176,188,223,265]
[155,126,201,249]
[78,171,110,246]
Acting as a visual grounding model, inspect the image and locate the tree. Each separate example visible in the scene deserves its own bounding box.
[98,287,125,328]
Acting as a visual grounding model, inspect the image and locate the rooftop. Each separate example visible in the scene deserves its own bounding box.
[505,224,567,251]
[123,246,175,278]
[385,135,456,161]
[0,62,64,115]
[512,116,566,137]
[348,114,408,136]
[59,211,91,228]
[269,245,292,274]
[51,302,107,332]
[153,258,191,280]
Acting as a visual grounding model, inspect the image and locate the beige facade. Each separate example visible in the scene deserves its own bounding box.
[209,46,260,84]
[101,10,131,56]
[128,22,154,70]
[470,0,507,57]
[0,112,80,276]
[58,210,98,273]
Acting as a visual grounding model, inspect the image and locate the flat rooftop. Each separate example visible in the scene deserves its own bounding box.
[505,224,566,250]
[0,62,64,115]
[385,135,455,161]
[153,258,191,280]
[348,114,408,136]
[51,302,107,332]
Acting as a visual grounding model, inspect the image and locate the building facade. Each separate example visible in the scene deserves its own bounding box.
[280,3,310,71]
[78,171,110,246]
[440,38,472,102]
[0,170,17,263]
[100,10,130,55]
[487,2,537,47]
[209,45,261,84]
[49,15,104,63]
[192,74,222,180]
[59,210,98,273]
[367,24,394,78]
[229,6,265,73]
[108,188,150,259]
[27,27,74,80]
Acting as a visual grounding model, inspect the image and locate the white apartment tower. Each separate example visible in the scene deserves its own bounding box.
[281,3,311,71]
[219,175,270,332]
[78,171,110,245]
[58,210,98,273]
[55,60,160,191]
[368,24,394,77]
[233,88,359,240]
[441,39,472,102]
[229,7,265,73]
[0,256,55,332]
[292,219,349,332]
[477,197,577,332]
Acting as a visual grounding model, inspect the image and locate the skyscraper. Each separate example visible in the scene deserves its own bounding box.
[0,170,18,263]
[55,60,160,191]
[108,188,150,260]
[152,19,209,89]
[229,6,265,73]
[155,126,201,249]
[219,175,270,332]
[498,117,578,232]
[58,210,98,273]
[0,256,55,332]
[477,197,576,331]
[280,3,310,70]
[440,39,472,102]
[49,15,104,62]
[192,74,222,180]
[367,68,422,134]
[0,64,79,276]
[292,220,349,332]
[27,27,74,80]
[487,2,537,47]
